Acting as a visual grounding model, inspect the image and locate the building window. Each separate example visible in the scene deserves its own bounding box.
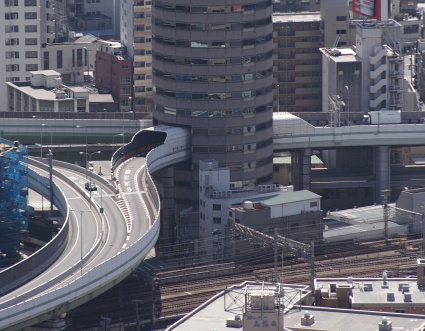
[213,217,221,224]
[6,64,19,72]
[5,38,19,46]
[25,25,37,32]
[26,64,38,71]
[5,12,19,19]
[4,0,18,6]
[24,12,37,19]
[120,76,131,85]
[6,51,19,59]
[5,25,18,32]
[120,87,130,96]
[24,0,37,5]
[25,51,37,58]
[25,38,37,45]
[77,48,83,67]
[43,51,49,70]
[57,50,63,68]
[310,201,318,208]
[213,204,221,211]
[336,15,346,21]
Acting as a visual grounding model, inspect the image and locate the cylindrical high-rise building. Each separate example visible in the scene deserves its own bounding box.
[152,0,274,186]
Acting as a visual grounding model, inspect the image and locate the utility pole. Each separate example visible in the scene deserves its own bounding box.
[274,228,278,282]
[383,189,391,242]
[309,241,315,292]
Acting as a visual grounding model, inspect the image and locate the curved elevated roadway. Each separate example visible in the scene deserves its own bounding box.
[2,114,425,329]
[0,125,190,330]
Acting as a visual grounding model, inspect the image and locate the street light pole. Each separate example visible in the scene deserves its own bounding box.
[345,85,349,124]
[71,209,92,276]
[41,124,53,214]
[33,116,46,218]
[76,125,88,177]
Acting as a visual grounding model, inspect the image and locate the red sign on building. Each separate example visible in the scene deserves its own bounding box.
[353,0,382,20]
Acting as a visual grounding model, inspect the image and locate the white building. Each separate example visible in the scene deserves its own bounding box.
[6,70,90,112]
[198,160,322,259]
[0,0,55,106]
[321,20,413,114]
[42,35,100,86]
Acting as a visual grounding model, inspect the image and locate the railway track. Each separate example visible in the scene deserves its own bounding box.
[67,239,423,330]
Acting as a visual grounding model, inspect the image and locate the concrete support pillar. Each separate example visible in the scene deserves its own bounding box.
[291,148,311,191]
[374,145,390,204]
[155,166,175,250]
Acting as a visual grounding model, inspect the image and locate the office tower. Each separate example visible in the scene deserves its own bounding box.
[152,0,274,186]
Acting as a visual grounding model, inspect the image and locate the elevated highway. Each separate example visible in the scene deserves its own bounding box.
[273,112,425,150]
[2,114,425,329]
[0,125,189,330]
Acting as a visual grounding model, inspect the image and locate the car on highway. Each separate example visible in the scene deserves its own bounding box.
[85,182,97,191]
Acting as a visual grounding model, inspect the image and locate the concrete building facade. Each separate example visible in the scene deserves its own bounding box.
[120,0,153,113]
[0,0,55,106]
[273,13,322,113]
[42,35,100,86]
[152,0,274,186]
[94,41,133,112]
[7,70,90,112]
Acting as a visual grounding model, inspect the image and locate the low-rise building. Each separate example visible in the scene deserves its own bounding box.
[197,160,322,260]
[6,70,115,113]
[94,41,133,112]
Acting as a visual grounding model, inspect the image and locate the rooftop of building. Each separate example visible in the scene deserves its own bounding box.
[284,305,425,331]
[315,276,425,305]
[355,19,402,29]
[248,190,321,206]
[165,281,310,331]
[88,94,115,103]
[165,280,425,331]
[7,71,111,102]
[320,47,360,62]
[327,204,390,224]
[46,34,99,47]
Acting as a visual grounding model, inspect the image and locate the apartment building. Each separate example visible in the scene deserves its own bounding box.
[273,12,322,113]
[41,35,100,86]
[1,0,55,107]
[94,41,133,112]
[120,0,153,113]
